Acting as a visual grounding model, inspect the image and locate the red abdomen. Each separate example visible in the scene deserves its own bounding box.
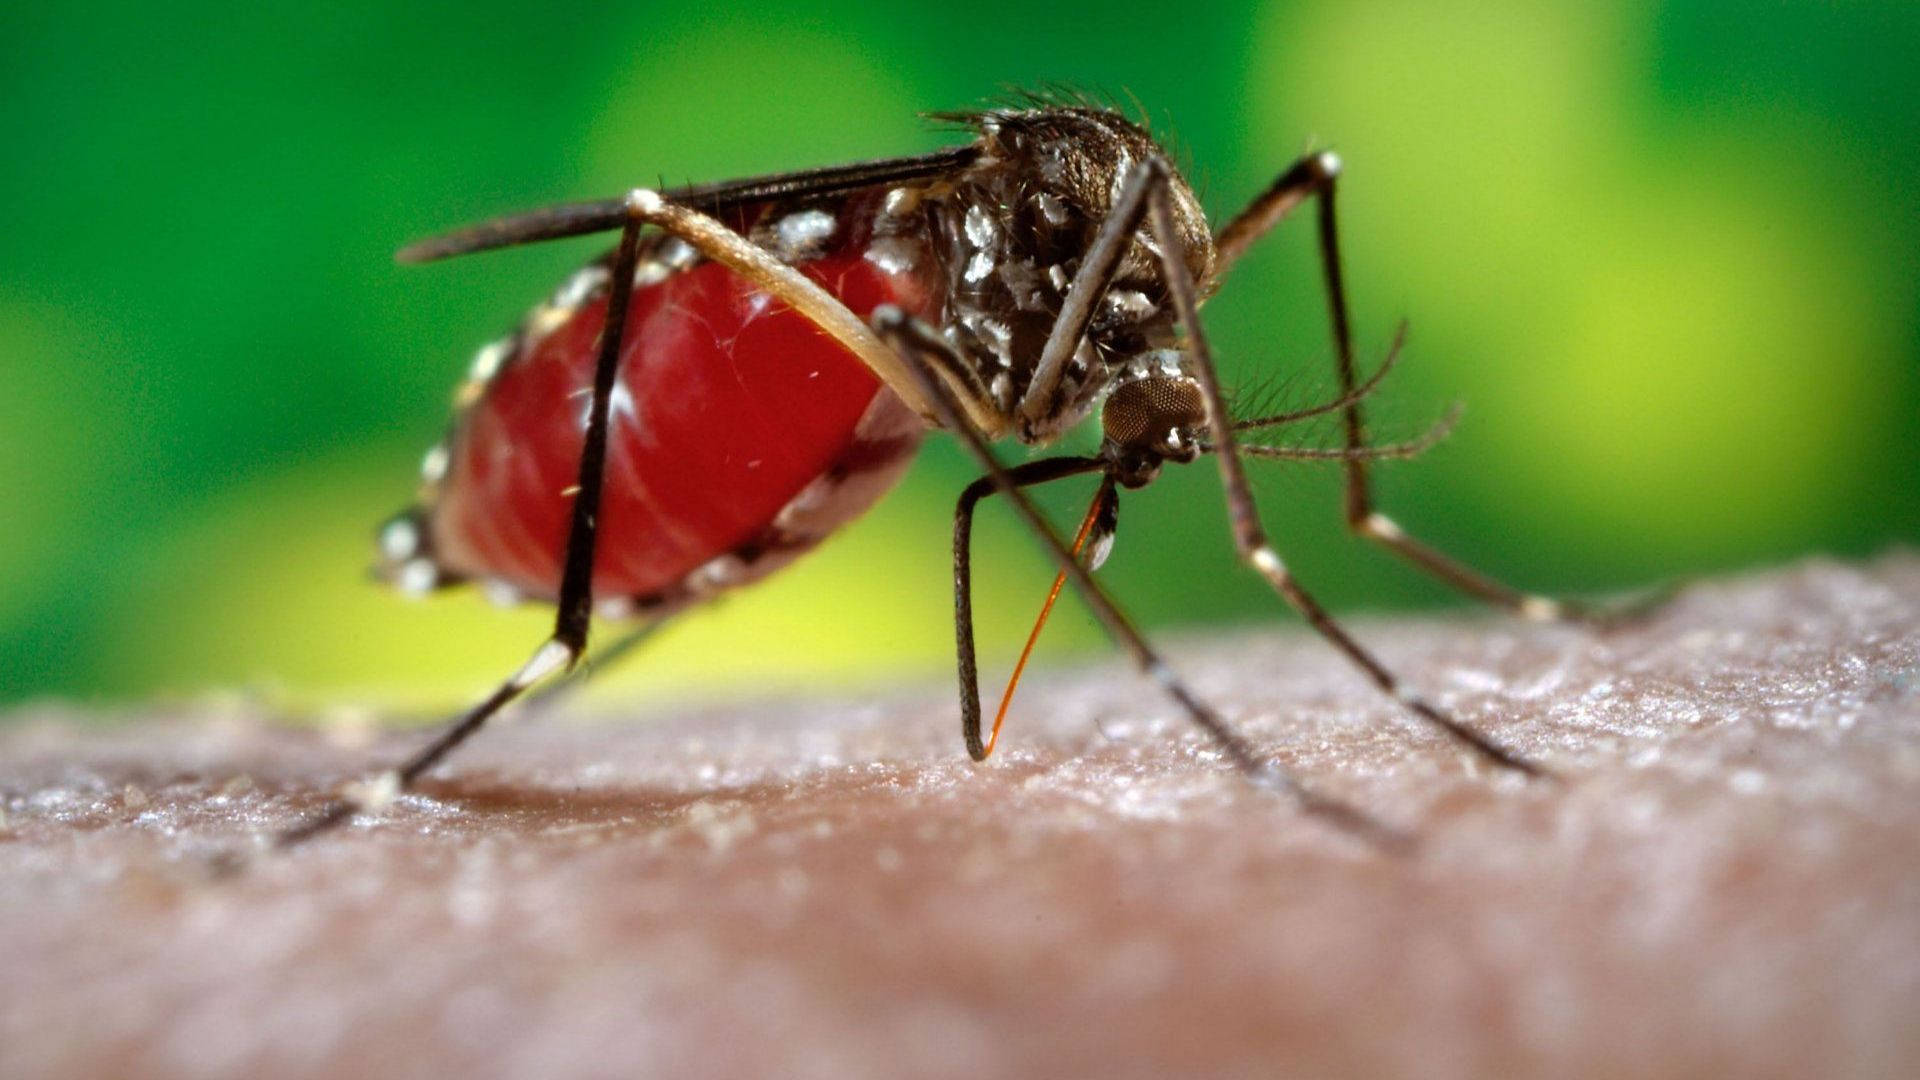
[414,201,941,612]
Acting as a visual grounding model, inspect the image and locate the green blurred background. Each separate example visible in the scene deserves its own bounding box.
[4,0,1916,713]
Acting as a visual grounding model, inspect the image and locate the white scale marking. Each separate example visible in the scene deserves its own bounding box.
[380,518,419,562]
[481,578,523,610]
[882,186,920,216]
[1087,528,1116,572]
[864,235,919,275]
[397,557,439,597]
[774,209,837,259]
[595,596,638,621]
[976,317,1012,353]
[419,444,450,484]
[633,258,671,287]
[341,770,401,814]
[1363,512,1406,542]
[772,475,835,530]
[553,264,608,308]
[468,339,510,382]
[689,554,747,595]
[1251,547,1286,578]
[990,372,1014,407]
[657,237,697,269]
[1103,289,1156,320]
[963,204,997,248]
[1521,596,1564,622]
[526,304,572,340]
[511,639,575,690]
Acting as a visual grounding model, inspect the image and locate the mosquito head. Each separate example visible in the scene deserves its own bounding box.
[1100,349,1207,487]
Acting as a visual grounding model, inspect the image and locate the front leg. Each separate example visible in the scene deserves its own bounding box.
[951,457,1104,760]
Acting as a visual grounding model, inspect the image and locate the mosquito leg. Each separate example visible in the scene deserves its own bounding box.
[285,178,1012,847]
[276,203,654,848]
[872,306,1403,847]
[1217,152,1640,626]
[1146,160,1545,777]
[953,456,1104,760]
[519,619,665,716]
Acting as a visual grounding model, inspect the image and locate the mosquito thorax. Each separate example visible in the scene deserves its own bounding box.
[1099,349,1207,487]
[913,106,1216,446]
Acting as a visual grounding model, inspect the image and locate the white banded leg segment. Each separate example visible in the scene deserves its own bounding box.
[1359,512,1404,543]
[339,770,402,815]
[1359,511,1567,623]
[1519,596,1567,623]
[511,638,578,690]
[1249,545,1286,579]
[1211,150,1343,277]
[1244,533,1542,774]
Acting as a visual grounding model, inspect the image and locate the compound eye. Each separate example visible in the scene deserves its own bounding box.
[1102,375,1207,453]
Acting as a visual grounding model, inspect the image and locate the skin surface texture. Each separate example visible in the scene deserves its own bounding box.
[2,555,1917,1079]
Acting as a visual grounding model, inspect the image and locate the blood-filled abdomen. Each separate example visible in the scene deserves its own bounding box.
[412,200,941,612]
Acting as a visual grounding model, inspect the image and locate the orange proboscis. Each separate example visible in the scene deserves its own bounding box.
[982,488,1106,758]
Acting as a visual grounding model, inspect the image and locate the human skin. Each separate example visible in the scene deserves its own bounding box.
[2,555,1916,1079]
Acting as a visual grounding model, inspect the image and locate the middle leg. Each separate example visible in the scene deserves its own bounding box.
[873,306,1401,845]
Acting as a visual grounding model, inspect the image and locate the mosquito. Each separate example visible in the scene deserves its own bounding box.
[281,101,1616,846]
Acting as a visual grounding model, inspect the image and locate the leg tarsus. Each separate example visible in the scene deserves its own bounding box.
[273,621,663,851]
[1564,580,1682,633]
[1151,163,1545,778]
[274,799,359,849]
[1292,786,1418,856]
[274,636,574,849]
